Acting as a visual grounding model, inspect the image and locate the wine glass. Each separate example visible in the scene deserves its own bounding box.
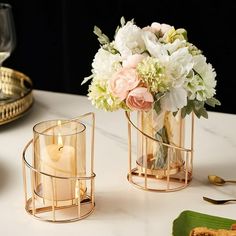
[0,3,16,99]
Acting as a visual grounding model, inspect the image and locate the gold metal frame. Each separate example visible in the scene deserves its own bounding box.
[22,113,96,222]
[126,111,194,192]
[0,67,33,125]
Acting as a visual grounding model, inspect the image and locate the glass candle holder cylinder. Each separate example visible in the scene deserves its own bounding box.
[137,110,185,177]
[126,110,194,192]
[33,120,86,203]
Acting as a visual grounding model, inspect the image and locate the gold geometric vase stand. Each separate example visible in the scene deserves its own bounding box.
[126,111,194,192]
[22,113,96,222]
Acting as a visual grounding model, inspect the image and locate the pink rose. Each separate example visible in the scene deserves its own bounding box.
[126,87,154,111]
[123,54,146,69]
[109,68,140,100]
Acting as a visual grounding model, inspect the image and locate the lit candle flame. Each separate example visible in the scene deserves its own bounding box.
[57,120,63,150]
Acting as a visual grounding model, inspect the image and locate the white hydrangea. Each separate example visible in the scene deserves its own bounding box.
[92,48,122,79]
[114,21,145,59]
[186,54,217,101]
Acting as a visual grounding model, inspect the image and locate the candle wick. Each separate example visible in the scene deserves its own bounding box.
[58,146,63,151]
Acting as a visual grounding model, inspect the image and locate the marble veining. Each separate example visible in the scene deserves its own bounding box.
[1,90,236,236]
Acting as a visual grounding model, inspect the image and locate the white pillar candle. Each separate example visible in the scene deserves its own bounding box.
[41,143,76,201]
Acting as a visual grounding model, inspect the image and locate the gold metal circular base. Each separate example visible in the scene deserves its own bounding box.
[127,167,192,192]
[136,157,183,178]
[25,195,95,223]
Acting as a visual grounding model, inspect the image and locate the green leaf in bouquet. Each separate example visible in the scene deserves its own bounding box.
[186,101,193,114]
[206,97,221,107]
[120,16,126,27]
[181,106,187,118]
[81,74,93,85]
[172,111,178,117]
[93,26,110,45]
[199,107,208,119]
[153,93,164,115]
[155,126,169,168]
[193,107,208,119]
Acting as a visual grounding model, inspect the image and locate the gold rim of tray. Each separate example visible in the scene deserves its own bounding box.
[0,67,33,125]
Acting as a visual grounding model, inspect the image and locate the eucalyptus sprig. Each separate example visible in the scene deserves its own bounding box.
[93,26,118,54]
[93,26,110,45]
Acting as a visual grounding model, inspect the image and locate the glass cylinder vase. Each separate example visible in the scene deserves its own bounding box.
[126,109,194,192]
[33,120,86,203]
[137,109,185,177]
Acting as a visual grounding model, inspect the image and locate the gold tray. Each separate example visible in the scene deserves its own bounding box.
[0,67,33,125]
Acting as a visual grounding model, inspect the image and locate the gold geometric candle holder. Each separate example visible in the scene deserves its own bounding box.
[22,112,95,222]
[126,111,194,192]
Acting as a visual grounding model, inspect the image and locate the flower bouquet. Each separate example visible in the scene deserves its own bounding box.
[82,17,220,189]
[82,17,220,118]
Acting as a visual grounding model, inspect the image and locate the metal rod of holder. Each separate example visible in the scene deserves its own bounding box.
[127,112,132,182]
[30,170,36,216]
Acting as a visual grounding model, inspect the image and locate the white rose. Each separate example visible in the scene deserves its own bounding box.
[142,30,167,59]
[114,21,145,59]
[166,47,194,87]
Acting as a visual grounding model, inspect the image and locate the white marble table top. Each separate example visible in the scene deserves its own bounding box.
[1,89,236,235]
